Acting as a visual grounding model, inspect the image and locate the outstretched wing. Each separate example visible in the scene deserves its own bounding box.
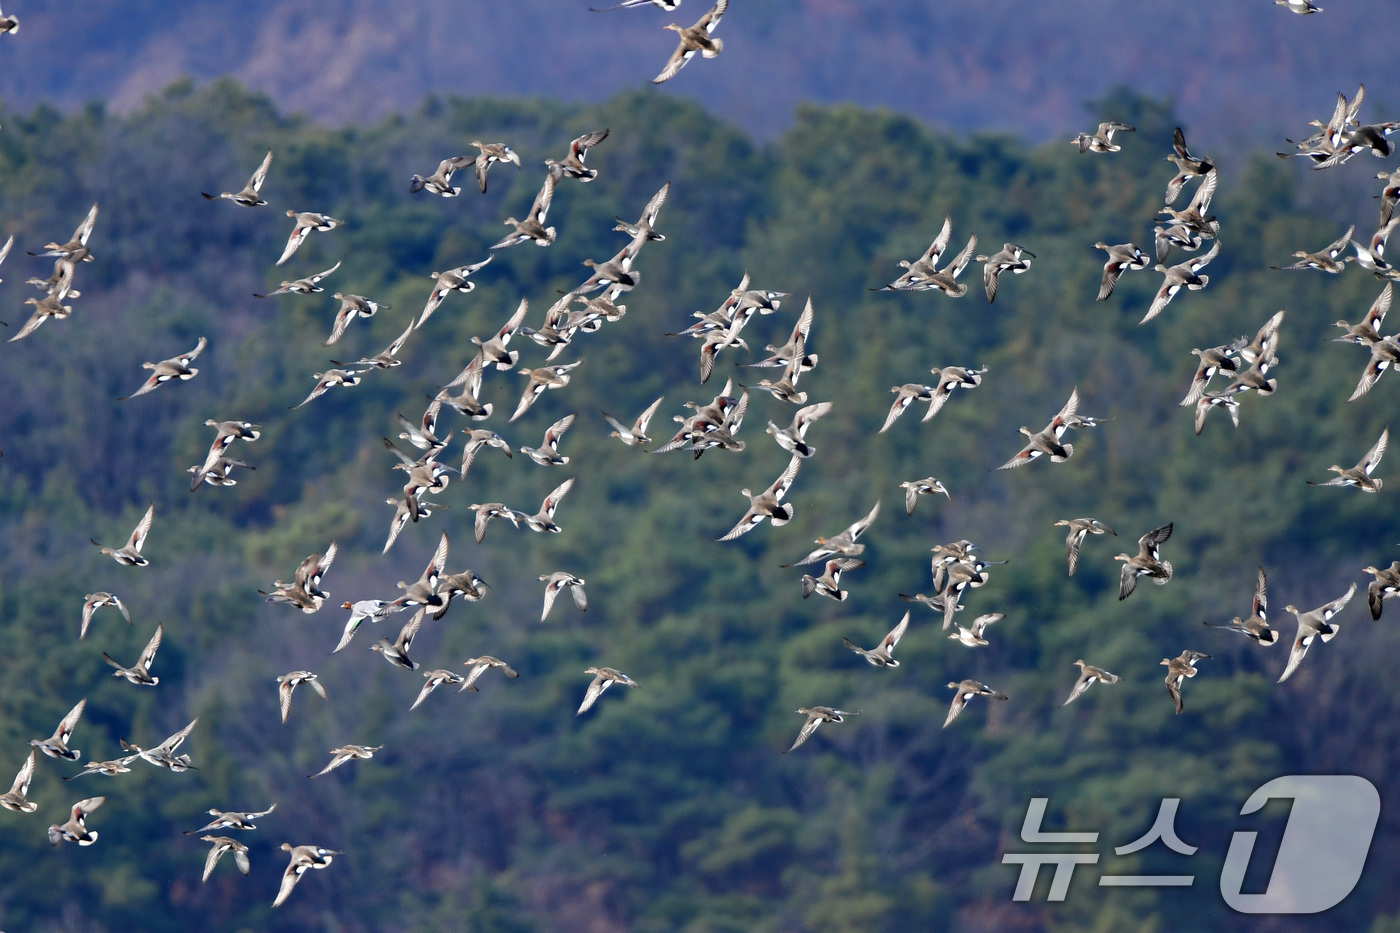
[883,611,911,652]
[276,223,309,266]
[57,698,87,744]
[1360,427,1389,474]
[1166,676,1185,714]
[1063,672,1096,707]
[717,505,762,542]
[157,718,198,754]
[73,204,100,247]
[785,714,822,753]
[577,676,609,714]
[1277,632,1313,684]
[920,216,954,267]
[1119,562,1139,601]
[248,150,274,193]
[1139,522,1173,558]
[652,42,696,84]
[539,478,575,518]
[943,692,969,728]
[202,840,227,883]
[137,625,163,671]
[540,579,561,622]
[529,172,556,223]
[9,750,35,797]
[996,440,1037,471]
[768,455,803,501]
[623,396,662,436]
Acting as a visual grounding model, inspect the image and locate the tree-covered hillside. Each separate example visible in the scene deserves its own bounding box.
[0,79,1396,932]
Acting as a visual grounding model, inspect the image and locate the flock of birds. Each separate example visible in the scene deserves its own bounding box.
[0,0,1395,917]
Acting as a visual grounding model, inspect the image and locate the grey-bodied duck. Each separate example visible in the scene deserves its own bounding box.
[273,843,341,906]
[188,804,277,835]
[1308,427,1387,492]
[411,670,465,710]
[200,836,251,883]
[1071,122,1134,153]
[462,656,520,692]
[1162,651,1211,713]
[492,172,558,249]
[511,361,581,423]
[91,504,154,567]
[603,396,665,447]
[1164,128,1215,205]
[1063,660,1121,706]
[801,558,865,602]
[1054,518,1116,576]
[785,706,859,752]
[540,572,587,621]
[1204,567,1277,645]
[1143,239,1220,324]
[202,150,273,207]
[371,609,424,671]
[1273,224,1354,273]
[460,428,513,476]
[523,477,576,534]
[309,745,381,779]
[975,243,1034,303]
[471,297,531,370]
[1347,336,1400,401]
[1363,560,1400,620]
[293,368,364,408]
[277,672,327,723]
[899,477,949,515]
[842,611,908,667]
[119,337,207,400]
[276,212,343,266]
[470,141,522,193]
[0,751,37,812]
[995,388,1081,470]
[1115,523,1174,600]
[418,257,492,329]
[1332,283,1391,346]
[949,613,1002,647]
[103,624,162,686]
[766,401,831,458]
[718,454,801,540]
[652,0,727,83]
[409,155,476,197]
[325,293,388,346]
[546,129,609,182]
[944,680,1008,727]
[1094,241,1151,301]
[782,499,880,567]
[924,365,988,421]
[578,667,639,714]
[255,260,341,298]
[1278,583,1356,682]
[80,592,130,640]
[48,797,105,846]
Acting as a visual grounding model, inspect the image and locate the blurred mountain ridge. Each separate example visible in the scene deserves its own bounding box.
[3,0,1399,145]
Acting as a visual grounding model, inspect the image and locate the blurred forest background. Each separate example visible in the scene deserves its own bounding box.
[2,1,1400,145]
[0,74,1398,932]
